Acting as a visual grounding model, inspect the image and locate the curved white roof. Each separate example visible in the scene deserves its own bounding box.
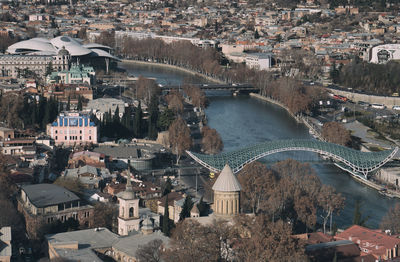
[83,43,112,50]
[50,36,92,56]
[6,36,116,59]
[7,38,56,54]
[212,164,242,192]
[90,48,121,61]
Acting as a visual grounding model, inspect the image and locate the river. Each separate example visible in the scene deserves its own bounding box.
[120,61,399,229]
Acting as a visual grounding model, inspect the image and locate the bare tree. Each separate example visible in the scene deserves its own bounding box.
[168,117,192,164]
[318,185,345,234]
[136,239,164,262]
[165,90,184,114]
[201,126,223,154]
[322,122,351,146]
[380,203,400,235]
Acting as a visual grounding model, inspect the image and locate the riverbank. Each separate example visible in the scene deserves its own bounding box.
[121,59,226,85]
[250,93,400,199]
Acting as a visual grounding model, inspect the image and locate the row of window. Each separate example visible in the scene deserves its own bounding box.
[55,130,87,134]
[55,136,92,141]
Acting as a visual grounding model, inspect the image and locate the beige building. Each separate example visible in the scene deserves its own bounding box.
[212,164,241,217]
[117,173,140,236]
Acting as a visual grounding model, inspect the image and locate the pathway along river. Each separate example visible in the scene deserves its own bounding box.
[120,61,399,229]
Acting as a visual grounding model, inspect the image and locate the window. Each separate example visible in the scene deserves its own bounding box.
[129,207,134,217]
[55,136,58,140]
[89,136,91,140]
[80,136,82,140]
[80,130,82,134]
[55,130,58,134]
[65,136,67,140]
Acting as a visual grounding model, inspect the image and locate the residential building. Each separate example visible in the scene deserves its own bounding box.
[377,167,400,188]
[46,228,168,262]
[46,112,98,146]
[17,184,94,239]
[62,165,112,189]
[68,150,106,168]
[335,225,400,260]
[0,227,11,262]
[245,53,273,70]
[85,98,126,121]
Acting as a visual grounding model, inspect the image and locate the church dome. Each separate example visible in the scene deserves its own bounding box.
[117,173,136,200]
[58,46,70,56]
[212,164,242,192]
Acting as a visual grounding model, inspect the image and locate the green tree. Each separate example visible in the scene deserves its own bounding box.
[197,196,208,216]
[162,195,171,236]
[66,96,71,111]
[77,96,83,111]
[179,195,194,221]
[254,29,260,39]
[162,178,172,196]
[148,95,159,140]
[158,109,175,131]
[134,102,143,138]
[45,61,53,76]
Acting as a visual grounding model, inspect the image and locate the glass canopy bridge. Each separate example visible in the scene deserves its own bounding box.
[187,139,399,179]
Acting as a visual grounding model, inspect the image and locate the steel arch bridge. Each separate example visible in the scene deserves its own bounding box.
[186,139,399,178]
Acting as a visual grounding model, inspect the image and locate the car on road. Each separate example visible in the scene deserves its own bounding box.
[393,105,400,111]
[371,103,386,109]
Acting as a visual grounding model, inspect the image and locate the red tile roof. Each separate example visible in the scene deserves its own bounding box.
[335,225,400,260]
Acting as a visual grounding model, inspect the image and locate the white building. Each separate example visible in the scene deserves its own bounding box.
[85,98,126,121]
[370,44,400,64]
[245,53,273,70]
[117,173,140,236]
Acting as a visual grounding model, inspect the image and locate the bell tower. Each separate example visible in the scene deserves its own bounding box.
[117,172,140,236]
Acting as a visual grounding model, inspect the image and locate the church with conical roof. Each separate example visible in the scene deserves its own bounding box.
[212,164,242,217]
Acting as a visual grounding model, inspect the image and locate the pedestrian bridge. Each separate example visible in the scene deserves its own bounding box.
[187,139,399,178]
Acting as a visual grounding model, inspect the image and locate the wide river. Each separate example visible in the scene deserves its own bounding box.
[120,61,399,229]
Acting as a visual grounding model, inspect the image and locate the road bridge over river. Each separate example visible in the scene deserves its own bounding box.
[187,139,399,179]
[162,83,259,93]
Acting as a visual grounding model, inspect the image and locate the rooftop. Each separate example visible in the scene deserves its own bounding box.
[212,164,242,192]
[22,184,80,208]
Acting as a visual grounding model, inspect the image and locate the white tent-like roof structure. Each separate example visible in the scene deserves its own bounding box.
[6,36,119,60]
[212,164,242,192]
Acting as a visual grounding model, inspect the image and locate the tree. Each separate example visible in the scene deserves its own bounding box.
[136,239,164,262]
[66,96,71,111]
[168,117,192,164]
[148,95,159,140]
[234,215,306,262]
[380,203,400,234]
[158,109,175,131]
[162,178,172,196]
[45,61,53,76]
[196,197,208,216]
[77,96,83,111]
[179,195,193,221]
[318,185,345,234]
[162,196,170,236]
[353,199,369,227]
[322,122,351,146]
[237,161,276,214]
[53,177,84,195]
[134,102,143,138]
[165,90,184,114]
[163,219,221,262]
[93,203,118,231]
[254,29,260,39]
[201,126,223,154]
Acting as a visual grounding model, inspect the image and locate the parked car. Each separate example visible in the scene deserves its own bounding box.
[371,103,386,109]
[392,105,400,111]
